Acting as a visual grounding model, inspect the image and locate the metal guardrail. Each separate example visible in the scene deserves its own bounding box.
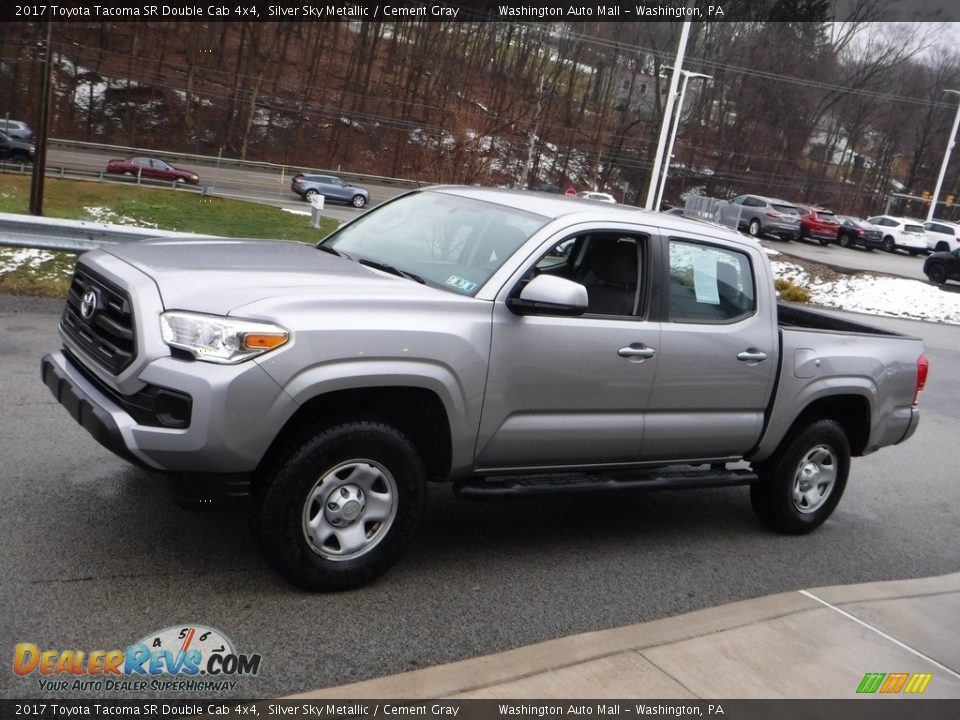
[0,211,208,253]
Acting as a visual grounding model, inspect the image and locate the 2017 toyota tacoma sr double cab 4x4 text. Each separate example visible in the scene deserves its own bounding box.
[42,187,928,591]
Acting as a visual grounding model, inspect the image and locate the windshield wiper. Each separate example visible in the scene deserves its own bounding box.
[316,244,352,260]
[358,258,426,285]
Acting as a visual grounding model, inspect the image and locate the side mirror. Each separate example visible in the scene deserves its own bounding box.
[506,274,588,316]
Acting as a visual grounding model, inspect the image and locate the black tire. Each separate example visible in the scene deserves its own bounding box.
[304,188,319,201]
[748,218,762,237]
[351,194,367,208]
[750,418,850,535]
[927,263,947,284]
[936,242,950,252]
[838,233,850,248]
[10,151,31,164]
[882,236,895,253]
[255,421,426,591]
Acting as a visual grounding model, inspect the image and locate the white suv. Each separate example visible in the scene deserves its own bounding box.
[865,216,927,255]
[923,220,960,253]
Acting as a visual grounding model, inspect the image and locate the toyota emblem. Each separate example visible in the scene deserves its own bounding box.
[80,289,98,321]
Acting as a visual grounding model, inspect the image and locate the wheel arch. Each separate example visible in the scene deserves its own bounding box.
[783,394,871,457]
[256,386,453,488]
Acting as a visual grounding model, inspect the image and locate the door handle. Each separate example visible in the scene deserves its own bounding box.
[737,349,768,363]
[618,344,657,359]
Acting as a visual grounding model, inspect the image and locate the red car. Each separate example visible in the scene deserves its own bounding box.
[106,157,200,185]
[797,205,841,246]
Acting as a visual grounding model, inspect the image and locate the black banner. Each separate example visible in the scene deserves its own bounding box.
[2,0,959,25]
[3,700,960,720]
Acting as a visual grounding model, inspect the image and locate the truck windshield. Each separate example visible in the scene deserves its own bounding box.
[319,191,549,295]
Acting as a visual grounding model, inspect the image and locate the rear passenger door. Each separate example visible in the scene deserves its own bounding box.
[642,235,777,461]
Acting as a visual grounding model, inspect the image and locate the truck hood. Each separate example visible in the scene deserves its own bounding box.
[101,237,438,314]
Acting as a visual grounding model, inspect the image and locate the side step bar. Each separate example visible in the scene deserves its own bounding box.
[455,466,758,499]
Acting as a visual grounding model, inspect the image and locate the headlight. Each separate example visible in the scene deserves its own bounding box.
[160,311,289,364]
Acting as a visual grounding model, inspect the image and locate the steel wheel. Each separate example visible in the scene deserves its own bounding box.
[791,445,837,514]
[302,459,398,560]
[751,418,850,534]
[255,420,426,591]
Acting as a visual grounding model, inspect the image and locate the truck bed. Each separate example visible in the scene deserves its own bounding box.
[777,303,916,339]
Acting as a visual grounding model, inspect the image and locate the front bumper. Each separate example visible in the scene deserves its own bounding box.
[42,349,297,476]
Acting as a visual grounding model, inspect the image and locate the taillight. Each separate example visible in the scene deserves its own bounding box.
[914,353,929,405]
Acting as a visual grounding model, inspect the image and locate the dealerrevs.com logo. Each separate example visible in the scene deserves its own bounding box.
[13,625,262,693]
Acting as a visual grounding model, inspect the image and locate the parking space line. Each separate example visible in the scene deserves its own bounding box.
[798,589,960,678]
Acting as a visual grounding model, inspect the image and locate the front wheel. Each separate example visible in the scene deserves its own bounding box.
[254,421,426,591]
[882,236,895,252]
[750,419,850,534]
[351,194,367,208]
[927,263,947,284]
[838,234,850,248]
[748,218,762,237]
[818,237,831,246]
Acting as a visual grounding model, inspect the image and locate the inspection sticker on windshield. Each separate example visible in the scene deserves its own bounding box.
[446,275,477,293]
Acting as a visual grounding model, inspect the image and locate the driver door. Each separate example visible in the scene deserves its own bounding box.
[475,227,661,470]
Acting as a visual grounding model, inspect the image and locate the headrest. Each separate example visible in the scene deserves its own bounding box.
[591,240,638,287]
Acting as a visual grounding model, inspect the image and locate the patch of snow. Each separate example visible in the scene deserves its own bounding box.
[83,207,159,228]
[0,248,56,274]
[771,260,960,324]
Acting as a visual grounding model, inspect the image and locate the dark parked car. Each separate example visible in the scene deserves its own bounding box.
[923,248,960,285]
[0,130,34,163]
[836,216,883,250]
[797,205,841,245]
[106,157,200,185]
[291,173,369,208]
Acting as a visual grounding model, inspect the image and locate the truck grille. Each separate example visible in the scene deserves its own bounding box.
[62,267,136,374]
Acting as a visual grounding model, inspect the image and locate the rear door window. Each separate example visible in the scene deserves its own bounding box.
[668,240,756,323]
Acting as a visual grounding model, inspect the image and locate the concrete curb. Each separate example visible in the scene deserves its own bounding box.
[290,573,960,700]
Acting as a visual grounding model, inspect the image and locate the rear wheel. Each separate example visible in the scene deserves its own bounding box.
[927,263,947,284]
[748,218,762,237]
[254,421,426,591]
[750,419,850,534]
[882,236,895,253]
[838,234,850,248]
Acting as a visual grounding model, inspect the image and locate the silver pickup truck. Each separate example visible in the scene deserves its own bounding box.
[42,187,928,591]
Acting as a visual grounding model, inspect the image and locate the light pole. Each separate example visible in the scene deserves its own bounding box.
[644,20,692,210]
[928,89,960,223]
[655,69,712,211]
